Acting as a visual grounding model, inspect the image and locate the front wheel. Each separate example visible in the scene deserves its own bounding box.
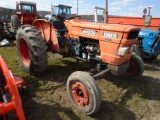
[133,44,144,59]
[123,52,144,78]
[67,71,102,115]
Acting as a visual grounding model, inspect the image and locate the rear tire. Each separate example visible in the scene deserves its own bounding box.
[123,52,144,78]
[11,15,20,33]
[143,52,158,61]
[16,25,48,75]
[67,71,102,115]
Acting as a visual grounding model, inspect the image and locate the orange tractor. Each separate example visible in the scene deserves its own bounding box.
[15,4,144,115]
[0,55,26,119]
[11,1,37,33]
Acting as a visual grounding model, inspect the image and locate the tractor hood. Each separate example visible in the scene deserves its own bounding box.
[65,19,140,42]
[65,18,140,66]
[138,28,159,39]
[65,19,140,33]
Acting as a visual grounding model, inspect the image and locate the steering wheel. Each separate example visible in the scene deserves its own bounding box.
[50,15,61,22]
[64,16,81,21]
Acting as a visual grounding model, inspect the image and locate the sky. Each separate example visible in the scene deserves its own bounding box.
[0,0,159,17]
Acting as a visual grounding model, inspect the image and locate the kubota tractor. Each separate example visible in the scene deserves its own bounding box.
[15,5,144,115]
[11,1,37,33]
[0,55,26,120]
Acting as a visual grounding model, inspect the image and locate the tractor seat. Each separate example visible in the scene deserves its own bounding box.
[52,20,68,32]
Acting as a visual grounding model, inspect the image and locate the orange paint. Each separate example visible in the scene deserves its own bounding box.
[108,16,160,30]
[65,19,140,65]
[33,18,140,66]
[0,56,26,120]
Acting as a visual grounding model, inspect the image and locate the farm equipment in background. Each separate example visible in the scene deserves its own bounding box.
[10,1,37,33]
[0,20,15,46]
[0,55,26,120]
[15,3,144,115]
[0,20,5,45]
[0,1,37,46]
[137,27,160,61]
[135,7,160,61]
[45,4,72,22]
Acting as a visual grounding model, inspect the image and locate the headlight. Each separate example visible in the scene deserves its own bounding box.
[118,47,129,56]
[149,32,156,39]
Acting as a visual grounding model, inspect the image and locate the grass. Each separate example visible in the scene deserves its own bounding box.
[0,46,160,120]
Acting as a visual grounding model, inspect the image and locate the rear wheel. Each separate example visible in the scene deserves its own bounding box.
[123,52,144,78]
[143,52,158,61]
[67,71,102,115]
[16,25,48,75]
[11,15,20,33]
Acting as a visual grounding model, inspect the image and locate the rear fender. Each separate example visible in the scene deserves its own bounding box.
[32,19,60,52]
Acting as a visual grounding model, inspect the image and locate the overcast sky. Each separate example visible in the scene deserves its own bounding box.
[0,0,159,17]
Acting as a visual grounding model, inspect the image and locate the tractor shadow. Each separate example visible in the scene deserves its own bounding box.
[103,73,160,102]
[19,55,137,120]
[93,74,160,120]
[91,101,136,120]
[21,75,81,120]
[143,57,160,71]
[21,74,136,120]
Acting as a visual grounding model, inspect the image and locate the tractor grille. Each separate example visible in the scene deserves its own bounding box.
[127,30,140,39]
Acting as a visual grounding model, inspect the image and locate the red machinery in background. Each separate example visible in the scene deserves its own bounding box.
[0,55,26,120]
[108,16,160,30]
[11,1,37,33]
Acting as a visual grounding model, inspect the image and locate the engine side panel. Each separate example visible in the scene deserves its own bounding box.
[65,19,140,65]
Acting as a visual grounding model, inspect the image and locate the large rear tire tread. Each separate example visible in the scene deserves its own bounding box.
[67,71,102,115]
[11,15,20,33]
[16,25,48,75]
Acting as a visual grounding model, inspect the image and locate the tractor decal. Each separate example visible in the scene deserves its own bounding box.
[103,32,118,38]
[82,29,97,35]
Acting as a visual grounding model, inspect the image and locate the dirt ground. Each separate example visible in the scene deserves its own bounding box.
[0,46,160,120]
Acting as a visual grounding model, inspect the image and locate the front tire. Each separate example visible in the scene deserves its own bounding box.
[67,71,102,115]
[133,44,144,59]
[16,25,48,75]
[123,52,144,78]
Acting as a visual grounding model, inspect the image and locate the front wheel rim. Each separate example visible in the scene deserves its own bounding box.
[71,81,89,107]
[125,60,138,75]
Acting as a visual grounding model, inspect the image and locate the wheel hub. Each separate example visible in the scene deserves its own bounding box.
[126,60,138,75]
[71,81,89,107]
